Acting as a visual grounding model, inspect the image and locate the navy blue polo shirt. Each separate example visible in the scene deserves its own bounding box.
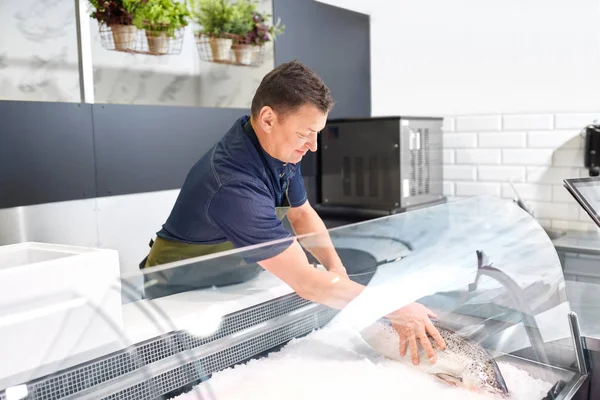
[157,115,308,262]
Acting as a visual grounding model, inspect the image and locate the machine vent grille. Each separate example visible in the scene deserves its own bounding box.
[369,156,378,198]
[382,156,393,202]
[102,309,336,400]
[0,294,319,400]
[410,128,431,197]
[339,156,395,201]
[342,156,352,196]
[355,157,365,197]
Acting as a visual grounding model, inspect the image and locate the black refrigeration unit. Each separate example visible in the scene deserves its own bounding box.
[315,116,446,219]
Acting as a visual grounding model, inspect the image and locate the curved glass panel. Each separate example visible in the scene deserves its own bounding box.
[0,196,580,400]
[133,195,577,399]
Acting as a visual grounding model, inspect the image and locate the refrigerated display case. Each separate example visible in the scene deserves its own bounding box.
[0,196,591,400]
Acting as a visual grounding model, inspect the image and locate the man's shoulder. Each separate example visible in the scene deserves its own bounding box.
[211,123,266,185]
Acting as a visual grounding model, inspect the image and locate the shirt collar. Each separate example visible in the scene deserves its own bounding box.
[241,116,296,177]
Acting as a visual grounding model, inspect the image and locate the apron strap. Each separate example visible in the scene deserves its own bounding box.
[138,238,155,269]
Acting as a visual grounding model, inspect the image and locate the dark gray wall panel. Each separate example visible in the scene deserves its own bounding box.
[93,104,247,197]
[274,0,371,119]
[0,101,96,208]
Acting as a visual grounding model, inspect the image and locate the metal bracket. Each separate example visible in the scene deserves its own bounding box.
[568,311,589,376]
[468,250,550,368]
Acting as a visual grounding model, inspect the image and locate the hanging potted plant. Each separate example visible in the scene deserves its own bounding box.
[234,8,284,66]
[89,0,139,52]
[189,0,235,62]
[229,0,258,65]
[133,0,190,55]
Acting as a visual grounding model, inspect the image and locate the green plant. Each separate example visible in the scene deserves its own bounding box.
[229,0,257,37]
[187,0,235,37]
[243,10,284,45]
[89,0,138,25]
[132,0,190,37]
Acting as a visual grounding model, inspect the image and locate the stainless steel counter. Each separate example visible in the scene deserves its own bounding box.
[553,231,600,255]
[552,230,600,348]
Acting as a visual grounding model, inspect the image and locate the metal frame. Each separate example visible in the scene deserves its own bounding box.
[557,312,590,400]
[563,177,600,229]
[74,0,95,104]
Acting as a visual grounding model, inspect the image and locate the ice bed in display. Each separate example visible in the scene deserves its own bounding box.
[0,196,588,400]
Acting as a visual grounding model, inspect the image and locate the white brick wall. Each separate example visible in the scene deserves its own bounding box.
[443,112,599,233]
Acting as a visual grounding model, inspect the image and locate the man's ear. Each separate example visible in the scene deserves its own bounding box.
[258,106,275,133]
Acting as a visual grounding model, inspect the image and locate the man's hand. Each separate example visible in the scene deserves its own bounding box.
[387,302,446,365]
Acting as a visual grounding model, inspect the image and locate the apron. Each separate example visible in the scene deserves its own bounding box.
[139,195,291,300]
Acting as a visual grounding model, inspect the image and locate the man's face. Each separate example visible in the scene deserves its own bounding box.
[258,104,328,164]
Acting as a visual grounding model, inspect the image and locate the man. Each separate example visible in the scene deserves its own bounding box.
[141,60,446,365]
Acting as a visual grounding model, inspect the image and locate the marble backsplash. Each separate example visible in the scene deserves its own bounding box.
[0,0,81,103]
[0,0,275,109]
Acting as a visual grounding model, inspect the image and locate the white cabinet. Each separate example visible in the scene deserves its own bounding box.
[0,242,122,384]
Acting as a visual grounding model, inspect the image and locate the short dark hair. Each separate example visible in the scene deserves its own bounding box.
[251,60,334,118]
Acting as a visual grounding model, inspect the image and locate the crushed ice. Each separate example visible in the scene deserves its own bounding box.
[169,325,554,400]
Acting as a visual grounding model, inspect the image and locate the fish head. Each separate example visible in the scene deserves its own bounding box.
[462,360,510,397]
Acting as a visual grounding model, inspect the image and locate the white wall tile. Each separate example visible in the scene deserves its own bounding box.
[551,220,598,232]
[443,182,455,196]
[478,132,526,148]
[443,117,455,133]
[501,183,552,201]
[552,149,585,167]
[526,167,581,184]
[455,116,501,132]
[502,149,553,165]
[477,166,526,182]
[456,149,501,164]
[444,165,477,181]
[455,182,501,197]
[444,112,596,230]
[529,201,580,220]
[502,114,553,131]
[554,113,600,129]
[552,185,576,203]
[528,130,583,148]
[537,219,552,229]
[444,133,477,148]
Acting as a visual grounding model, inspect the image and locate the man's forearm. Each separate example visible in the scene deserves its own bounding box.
[288,206,344,271]
[300,266,365,309]
[259,240,362,310]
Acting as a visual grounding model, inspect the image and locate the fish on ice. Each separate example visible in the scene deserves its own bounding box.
[360,318,510,396]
